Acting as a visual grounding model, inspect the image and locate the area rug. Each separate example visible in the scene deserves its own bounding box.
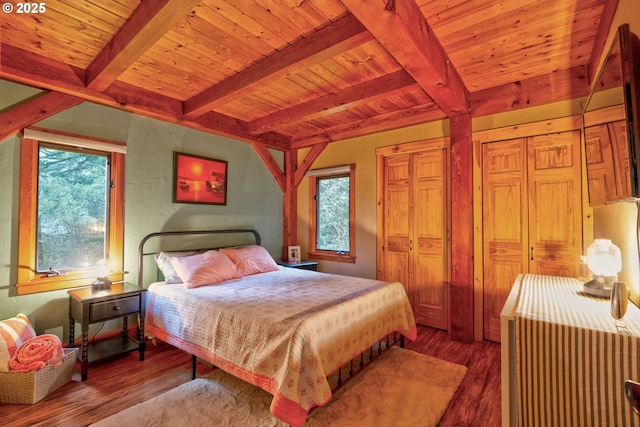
[91,347,467,427]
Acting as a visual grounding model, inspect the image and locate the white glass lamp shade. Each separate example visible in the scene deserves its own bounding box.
[95,259,110,278]
[586,239,622,277]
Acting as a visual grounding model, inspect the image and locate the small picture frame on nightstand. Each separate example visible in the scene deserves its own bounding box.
[287,246,301,263]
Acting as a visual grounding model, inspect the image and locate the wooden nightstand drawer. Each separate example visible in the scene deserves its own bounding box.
[90,295,139,322]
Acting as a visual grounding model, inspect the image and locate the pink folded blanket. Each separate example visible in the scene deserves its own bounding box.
[9,334,64,372]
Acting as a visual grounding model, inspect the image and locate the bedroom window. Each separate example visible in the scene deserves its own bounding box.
[308,164,355,263]
[17,128,125,295]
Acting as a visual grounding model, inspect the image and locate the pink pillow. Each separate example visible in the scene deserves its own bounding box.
[169,250,242,288]
[154,250,198,284]
[221,245,279,276]
[0,314,37,372]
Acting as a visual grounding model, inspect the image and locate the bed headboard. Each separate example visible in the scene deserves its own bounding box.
[137,229,261,289]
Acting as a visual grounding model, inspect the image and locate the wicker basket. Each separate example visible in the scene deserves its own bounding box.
[0,347,78,404]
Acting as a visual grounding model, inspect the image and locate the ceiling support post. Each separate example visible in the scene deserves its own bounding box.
[449,113,474,343]
[282,148,298,261]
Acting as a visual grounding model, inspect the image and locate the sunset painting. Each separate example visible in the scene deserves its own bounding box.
[173,152,228,205]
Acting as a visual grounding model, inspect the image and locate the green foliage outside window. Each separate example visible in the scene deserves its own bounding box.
[36,145,108,272]
[316,175,350,252]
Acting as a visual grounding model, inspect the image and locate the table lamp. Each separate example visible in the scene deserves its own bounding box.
[91,259,112,290]
[583,239,622,297]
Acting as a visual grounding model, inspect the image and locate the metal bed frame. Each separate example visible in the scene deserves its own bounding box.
[137,228,404,387]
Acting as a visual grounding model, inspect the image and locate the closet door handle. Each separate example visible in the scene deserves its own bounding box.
[530,246,534,261]
[409,239,413,251]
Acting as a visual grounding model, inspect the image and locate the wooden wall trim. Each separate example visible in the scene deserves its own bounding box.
[473,115,583,144]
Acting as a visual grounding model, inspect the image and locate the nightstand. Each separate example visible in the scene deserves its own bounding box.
[277,260,318,271]
[68,282,146,381]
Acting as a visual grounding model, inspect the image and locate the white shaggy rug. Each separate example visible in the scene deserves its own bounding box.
[91,346,467,427]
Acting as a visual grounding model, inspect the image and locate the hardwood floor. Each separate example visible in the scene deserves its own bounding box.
[0,326,501,427]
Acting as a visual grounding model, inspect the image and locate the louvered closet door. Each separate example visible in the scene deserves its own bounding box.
[482,139,528,342]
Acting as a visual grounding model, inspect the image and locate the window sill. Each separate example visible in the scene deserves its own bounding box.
[308,252,356,264]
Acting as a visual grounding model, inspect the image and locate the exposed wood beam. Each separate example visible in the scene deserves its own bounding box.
[291,102,445,148]
[185,112,291,150]
[250,142,286,192]
[1,44,87,96]
[183,14,373,118]
[341,0,469,117]
[282,149,298,260]
[294,143,328,187]
[1,45,291,149]
[87,0,202,91]
[1,44,179,118]
[449,113,474,343]
[587,0,619,86]
[248,70,419,133]
[102,81,184,121]
[470,65,590,118]
[0,92,84,142]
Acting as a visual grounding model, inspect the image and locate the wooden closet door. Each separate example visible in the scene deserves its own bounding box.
[380,150,448,330]
[381,154,411,299]
[584,123,617,205]
[482,131,583,341]
[413,150,447,329]
[482,139,528,342]
[527,131,582,277]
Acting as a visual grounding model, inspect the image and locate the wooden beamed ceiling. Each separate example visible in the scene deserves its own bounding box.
[1,0,615,150]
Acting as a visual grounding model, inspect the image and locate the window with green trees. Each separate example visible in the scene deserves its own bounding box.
[17,130,125,295]
[316,175,350,252]
[308,165,355,263]
[36,144,109,272]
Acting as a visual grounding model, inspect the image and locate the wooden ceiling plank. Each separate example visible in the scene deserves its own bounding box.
[0,92,84,142]
[470,64,589,118]
[183,13,373,118]
[247,69,418,132]
[588,0,619,85]
[341,0,469,116]
[86,0,202,91]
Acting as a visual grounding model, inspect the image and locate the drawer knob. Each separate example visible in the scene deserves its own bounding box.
[113,306,121,311]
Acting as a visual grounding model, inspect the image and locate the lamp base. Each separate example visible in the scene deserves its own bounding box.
[583,277,612,299]
[91,278,112,291]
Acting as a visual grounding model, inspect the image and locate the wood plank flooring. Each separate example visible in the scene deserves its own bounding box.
[0,326,501,427]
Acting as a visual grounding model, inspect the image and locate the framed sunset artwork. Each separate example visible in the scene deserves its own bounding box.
[173,152,228,205]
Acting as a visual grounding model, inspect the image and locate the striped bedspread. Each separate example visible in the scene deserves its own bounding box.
[515,274,640,427]
[145,267,417,427]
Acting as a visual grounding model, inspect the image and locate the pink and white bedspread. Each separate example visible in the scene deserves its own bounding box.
[146,267,417,427]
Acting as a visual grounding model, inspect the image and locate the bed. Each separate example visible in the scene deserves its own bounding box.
[138,229,417,427]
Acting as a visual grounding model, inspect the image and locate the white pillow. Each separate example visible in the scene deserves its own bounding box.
[154,251,198,284]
